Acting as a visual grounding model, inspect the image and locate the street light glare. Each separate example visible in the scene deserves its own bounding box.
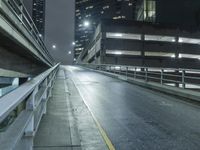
[52,44,56,49]
[84,21,90,27]
[72,42,75,45]
[68,51,72,54]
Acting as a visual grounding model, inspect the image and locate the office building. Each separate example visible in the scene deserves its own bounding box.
[78,19,200,69]
[74,0,136,59]
[32,0,46,38]
[23,0,46,38]
[135,0,200,29]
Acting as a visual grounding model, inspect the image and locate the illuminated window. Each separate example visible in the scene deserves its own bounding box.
[179,37,200,44]
[145,52,175,57]
[144,0,156,22]
[106,50,141,56]
[145,35,176,42]
[106,32,141,40]
[136,0,156,22]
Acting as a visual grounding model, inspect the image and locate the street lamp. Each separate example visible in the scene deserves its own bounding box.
[83,21,90,27]
[68,51,72,55]
[72,42,75,45]
[52,44,56,49]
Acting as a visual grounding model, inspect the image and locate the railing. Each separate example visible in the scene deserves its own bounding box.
[0,0,54,65]
[0,64,59,150]
[80,64,200,90]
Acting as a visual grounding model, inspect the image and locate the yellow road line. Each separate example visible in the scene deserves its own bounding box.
[69,73,116,150]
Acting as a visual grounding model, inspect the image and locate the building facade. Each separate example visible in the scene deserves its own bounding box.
[78,19,200,69]
[135,0,200,29]
[74,0,136,59]
[23,0,46,38]
[32,0,46,38]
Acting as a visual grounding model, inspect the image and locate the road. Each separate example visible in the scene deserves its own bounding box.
[66,66,200,150]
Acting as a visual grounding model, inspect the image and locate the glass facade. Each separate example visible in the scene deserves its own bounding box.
[136,0,156,22]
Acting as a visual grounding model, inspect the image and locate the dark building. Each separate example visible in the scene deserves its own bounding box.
[135,0,200,29]
[78,19,200,69]
[32,0,46,38]
[74,0,136,59]
[23,0,46,38]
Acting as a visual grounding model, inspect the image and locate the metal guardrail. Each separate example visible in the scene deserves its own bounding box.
[0,64,59,150]
[80,64,200,90]
[1,0,54,65]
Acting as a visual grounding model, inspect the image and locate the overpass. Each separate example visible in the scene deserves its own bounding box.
[1,63,200,149]
[0,0,54,77]
[0,0,200,149]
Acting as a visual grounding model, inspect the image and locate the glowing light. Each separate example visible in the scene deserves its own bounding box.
[114,33,123,37]
[114,51,122,55]
[84,21,90,27]
[72,42,75,45]
[179,38,183,43]
[171,54,175,58]
[115,66,121,70]
[68,51,72,54]
[52,44,56,49]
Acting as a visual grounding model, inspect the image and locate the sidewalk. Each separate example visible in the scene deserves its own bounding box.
[33,69,81,150]
[33,67,108,150]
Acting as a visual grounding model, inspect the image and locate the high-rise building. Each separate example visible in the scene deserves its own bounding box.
[32,0,46,38]
[135,0,200,29]
[23,0,46,38]
[74,0,136,59]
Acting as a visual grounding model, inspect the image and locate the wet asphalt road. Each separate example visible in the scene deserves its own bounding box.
[66,66,200,150]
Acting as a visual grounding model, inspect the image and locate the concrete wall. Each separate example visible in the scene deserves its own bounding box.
[0,46,47,76]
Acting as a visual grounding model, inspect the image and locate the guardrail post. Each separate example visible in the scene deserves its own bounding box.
[182,70,186,89]
[26,86,38,110]
[24,116,34,150]
[42,79,48,115]
[126,67,128,79]
[109,66,111,72]
[161,69,164,85]
[145,68,148,82]
[134,67,137,79]
[24,86,38,150]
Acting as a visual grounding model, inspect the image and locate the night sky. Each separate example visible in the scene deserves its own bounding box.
[45,0,75,65]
